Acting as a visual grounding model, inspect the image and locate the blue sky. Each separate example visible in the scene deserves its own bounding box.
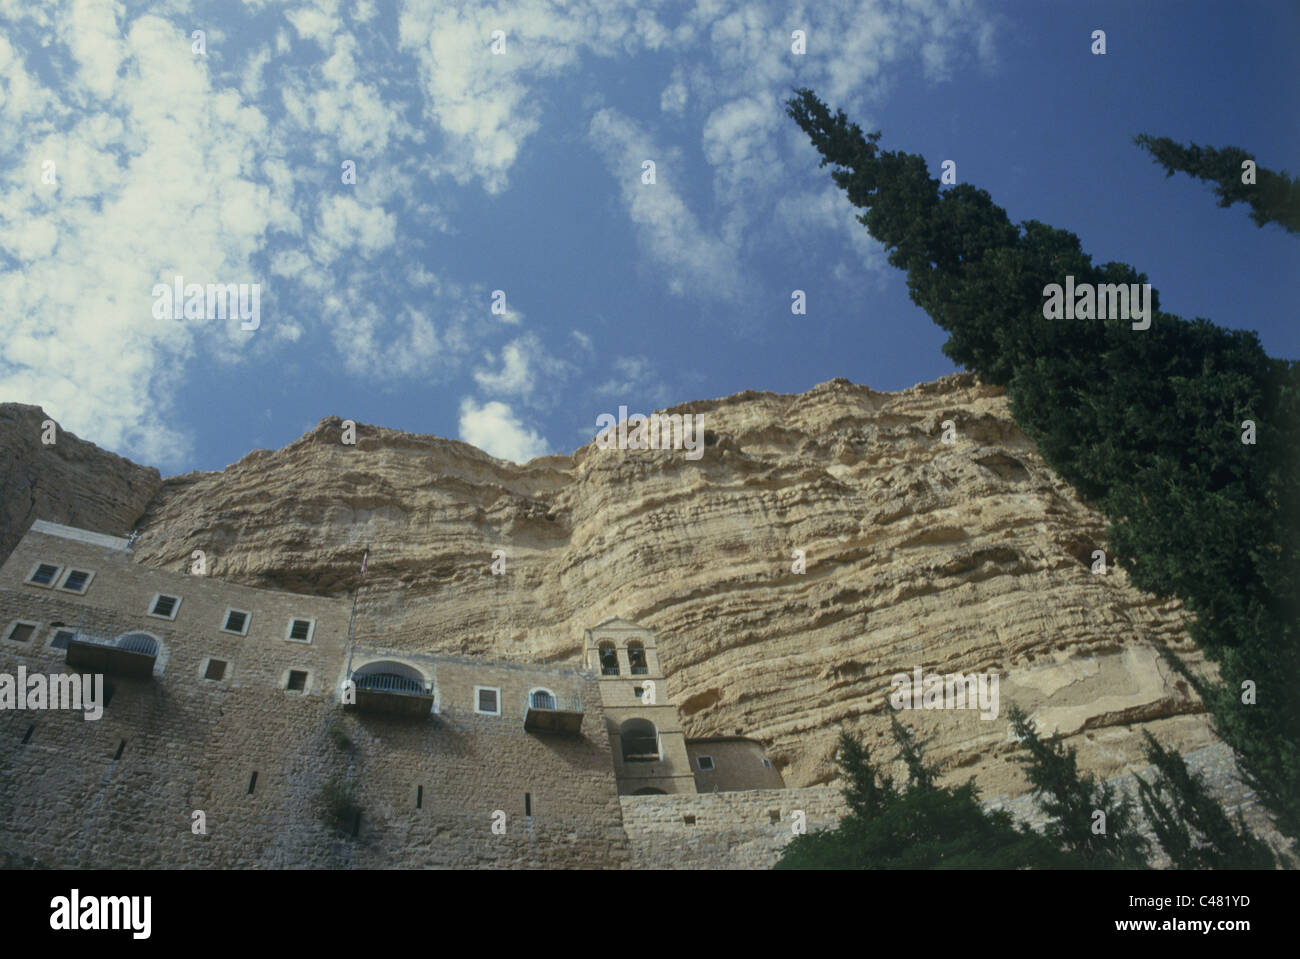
[1,0,1296,472]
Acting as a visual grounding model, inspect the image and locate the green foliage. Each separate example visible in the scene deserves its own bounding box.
[786,88,1299,852]
[1008,706,1149,867]
[775,722,1068,869]
[328,719,351,750]
[1134,134,1300,234]
[1133,731,1276,869]
[318,778,362,837]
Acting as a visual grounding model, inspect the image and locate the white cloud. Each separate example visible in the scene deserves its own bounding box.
[458,397,550,462]
[474,337,535,396]
[588,107,743,300]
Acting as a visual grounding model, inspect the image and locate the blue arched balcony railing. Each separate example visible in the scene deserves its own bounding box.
[353,672,431,695]
[347,664,436,718]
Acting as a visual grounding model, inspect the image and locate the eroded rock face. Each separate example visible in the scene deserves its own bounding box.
[0,404,161,561]
[0,374,1218,796]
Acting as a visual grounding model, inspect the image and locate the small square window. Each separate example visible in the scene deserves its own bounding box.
[222,609,250,635]
[633,686,645,699]
[27,563,60,587]
[149,594,181,619]
[697,755,715,771]
[683,815,696,826]
[204,659,228,681]
[286,618,314,643]
[768,809,780,824]
[475,686,500,715]
[49,629,75,650]
[6,622,36,643]
[286,670,308,692]
[59,569,93,593]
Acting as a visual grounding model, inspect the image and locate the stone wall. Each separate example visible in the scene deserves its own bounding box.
[620,787,847,869]
[0,524,630,868]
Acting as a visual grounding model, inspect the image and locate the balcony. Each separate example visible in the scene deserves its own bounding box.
[350,669,436,718]
[65,631,158,680]
[523,690,584,735]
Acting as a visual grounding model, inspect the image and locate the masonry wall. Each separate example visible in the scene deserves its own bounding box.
[620,787,848,869]
[686,738,786,792]
[0,525,630,868]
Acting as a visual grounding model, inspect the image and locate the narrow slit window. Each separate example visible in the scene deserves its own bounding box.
[524,793,532,817]
[21,725,34,745]
[113,740,126,761]
[416,786,423,809]
[247,772,258,795]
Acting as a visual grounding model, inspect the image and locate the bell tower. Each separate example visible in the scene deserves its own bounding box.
[584,618,696,795]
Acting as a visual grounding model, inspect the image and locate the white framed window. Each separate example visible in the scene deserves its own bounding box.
[5,620,39,643]
[148,593,181,620]
[221,608,251,636]
[48,626,77,650]
[57,568,94,594]
[201,658,229,682]
[285,669,309,693]
[25,563,61,588]
[285,617,315,643]
[697,755,715,771]
[474,686,501,716]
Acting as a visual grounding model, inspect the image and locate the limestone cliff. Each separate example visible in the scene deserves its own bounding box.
[0,404,161,561]
[0,374,1220,797]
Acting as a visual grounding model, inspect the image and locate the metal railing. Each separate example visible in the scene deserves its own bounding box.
[69,628,159,656]
[523,690,583,714]
[630,664,648,675]
[600,666,620,676]
[351,672,433,696]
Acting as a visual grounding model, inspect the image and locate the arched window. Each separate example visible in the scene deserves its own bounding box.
[352,660,429,694]
[598,642,619,676]
[115,632,159,656]
[529,688,556,710]
[627,640,647,675]
[620,718,659,762]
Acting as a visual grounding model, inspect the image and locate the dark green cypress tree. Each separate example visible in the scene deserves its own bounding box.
[1007,706,1150,868]
[1134,731,1276,869]
[785,88,1299,852]
[775,720,1068,869]
[1134,135,1300,233]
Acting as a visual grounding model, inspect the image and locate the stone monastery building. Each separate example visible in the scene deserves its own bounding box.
[0,520,840,869]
